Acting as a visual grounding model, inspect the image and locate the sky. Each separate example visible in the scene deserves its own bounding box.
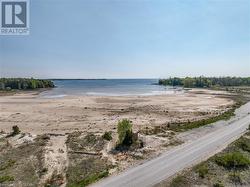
[1,0,250,79]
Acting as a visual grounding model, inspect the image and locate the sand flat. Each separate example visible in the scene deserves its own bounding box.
[0,89,234,135]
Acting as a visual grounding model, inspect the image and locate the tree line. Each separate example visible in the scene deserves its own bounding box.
[159,77,250,88]
[0,78,55,90]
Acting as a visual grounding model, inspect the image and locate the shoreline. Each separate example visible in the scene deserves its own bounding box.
[0,88,234,135]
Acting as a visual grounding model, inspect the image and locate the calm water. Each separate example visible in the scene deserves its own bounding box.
[40,79,180,98]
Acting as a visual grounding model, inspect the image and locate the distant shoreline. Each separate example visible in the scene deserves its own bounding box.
[49,78,107,81]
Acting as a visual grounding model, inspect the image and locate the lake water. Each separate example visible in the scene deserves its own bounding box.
[40,79,181,98]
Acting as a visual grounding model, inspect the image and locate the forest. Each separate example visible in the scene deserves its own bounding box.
[159,77,250,88]
[0,78,54,90]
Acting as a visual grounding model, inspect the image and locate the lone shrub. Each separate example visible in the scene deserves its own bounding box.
[195,163,208,178]
[215,152,250,169]
[117,119,133,146]
[236,138,250,152]
[11,125,20,136]
[102,131,112,141]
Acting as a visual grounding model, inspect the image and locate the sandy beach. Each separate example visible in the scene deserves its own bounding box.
[0,89,234,135]
[0,88,247,186]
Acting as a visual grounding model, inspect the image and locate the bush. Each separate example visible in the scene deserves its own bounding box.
[236,138,250,152]
[170,176,188,187]
[215,152,250,169]
[195,164,208,178]
[117,119,133,146]
[7,125,21,137]
[12,125,20,136]
[102,131,112,141]
[213,181,224,187]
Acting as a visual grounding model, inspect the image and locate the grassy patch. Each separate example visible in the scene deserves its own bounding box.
[66,157,111,187]
[0,159,16,171]
[66,132,105,153]
[215,152,250,169]
[66,132,112,187]
[169,105,238,132]
[0,175,14,183]
[69,170,109,187]
[169,176,189,187]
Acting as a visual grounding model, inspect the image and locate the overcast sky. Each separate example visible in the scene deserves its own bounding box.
[1,0,250,79]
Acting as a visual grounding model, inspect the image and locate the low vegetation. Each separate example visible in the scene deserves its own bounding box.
[215,152,250,169]
[232,137,250,152]
[66,132,113,187]
[140,98,244,134]
[0,134,49,186]
[213,181,224,187]
[159,76,250,88]
[102,131,112,141]
[169,176,189,187]
[168,103,238,132]
[0,175,14,183]
[69,169,109,187]
[194,163,209,178]
[0,78,54,90]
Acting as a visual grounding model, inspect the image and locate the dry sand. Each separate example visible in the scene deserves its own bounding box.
[0,89,234,135]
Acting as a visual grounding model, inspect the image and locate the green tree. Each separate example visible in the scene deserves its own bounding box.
[117,119,133,146]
